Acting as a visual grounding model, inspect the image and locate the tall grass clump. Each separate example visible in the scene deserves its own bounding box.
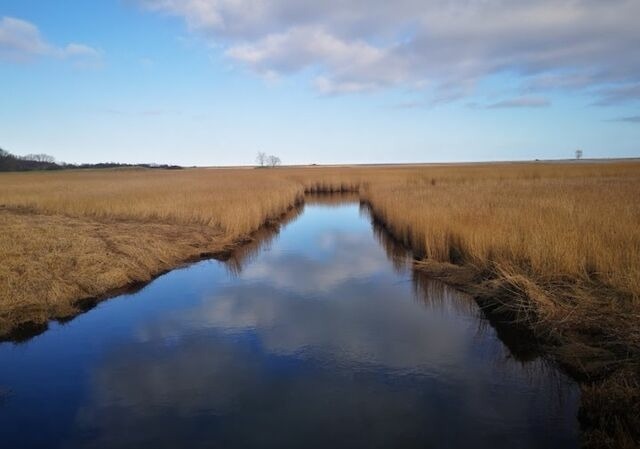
[0,169,303,237]
[362,164,640,302]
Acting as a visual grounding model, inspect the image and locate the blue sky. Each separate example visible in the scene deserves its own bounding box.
[0,0,638,166]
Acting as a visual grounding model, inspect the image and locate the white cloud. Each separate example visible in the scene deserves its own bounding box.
[0,16,101,65]
[224,26,408,94]
[139,0,640,103]
[0,16,50,61]
[61,43,100,59]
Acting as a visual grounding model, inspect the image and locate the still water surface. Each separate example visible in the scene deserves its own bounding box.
[0,199,580,448]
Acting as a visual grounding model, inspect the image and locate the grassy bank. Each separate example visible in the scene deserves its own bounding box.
[0,169,303,338]
[0,162,639,446]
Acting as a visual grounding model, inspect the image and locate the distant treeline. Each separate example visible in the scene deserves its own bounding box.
[0,148,182,172]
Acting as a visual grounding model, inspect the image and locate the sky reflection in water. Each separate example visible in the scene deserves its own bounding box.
[0,200,580,449]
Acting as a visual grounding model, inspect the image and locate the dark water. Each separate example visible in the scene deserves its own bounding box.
[0,199,580,449]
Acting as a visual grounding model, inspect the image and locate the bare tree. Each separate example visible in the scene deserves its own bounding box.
[256,151,267,167]
[267,155,281,167]
[24,153,56,163]
[575,149,583,160]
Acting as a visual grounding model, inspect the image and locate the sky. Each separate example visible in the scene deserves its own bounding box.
[0,0,639,166]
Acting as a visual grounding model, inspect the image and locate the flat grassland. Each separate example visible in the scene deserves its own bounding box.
[1,162,639,445]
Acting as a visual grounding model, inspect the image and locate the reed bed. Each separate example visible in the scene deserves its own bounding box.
[363,164,640,302]
[0,169,302,236]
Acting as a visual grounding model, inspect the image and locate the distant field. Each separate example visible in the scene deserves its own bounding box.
[1,162,639,443]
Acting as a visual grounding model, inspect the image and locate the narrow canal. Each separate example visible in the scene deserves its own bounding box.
[0,197,580,448]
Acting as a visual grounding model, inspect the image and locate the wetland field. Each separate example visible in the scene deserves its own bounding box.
[1,161,639,448]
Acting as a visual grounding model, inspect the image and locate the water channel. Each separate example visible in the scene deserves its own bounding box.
[0,197,580,448]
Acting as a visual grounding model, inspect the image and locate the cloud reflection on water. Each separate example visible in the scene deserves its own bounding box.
[69,202,579,449]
